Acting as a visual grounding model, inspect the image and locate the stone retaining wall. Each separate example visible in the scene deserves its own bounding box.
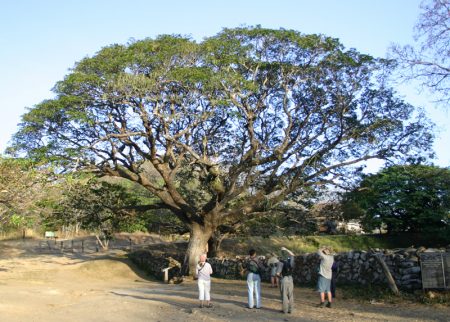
[208,249,423,290]
[128,250,184,282]
[129,247,447,290]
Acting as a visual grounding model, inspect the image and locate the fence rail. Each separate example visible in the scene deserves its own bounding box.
[37,238,136,254]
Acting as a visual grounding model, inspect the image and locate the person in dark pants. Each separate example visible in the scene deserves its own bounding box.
[330,261,338,298]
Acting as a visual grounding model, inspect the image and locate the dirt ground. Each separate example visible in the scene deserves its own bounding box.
[0,239,449,322]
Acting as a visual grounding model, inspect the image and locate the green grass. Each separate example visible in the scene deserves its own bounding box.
[219,234,392,256]
[219,233,445,256]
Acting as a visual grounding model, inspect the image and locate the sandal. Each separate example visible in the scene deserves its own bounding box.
[206,303,213,308]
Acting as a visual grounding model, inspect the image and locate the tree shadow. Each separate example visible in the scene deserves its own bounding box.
[0,238,160,283]
[110,289,285,315]
[110,277,287,315]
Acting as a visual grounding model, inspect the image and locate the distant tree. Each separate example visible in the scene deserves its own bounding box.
[342,164,450,233]
[389,0,450,105]
[52,179,145,249]
[9,27,434,274]
[0,158,50,234]
[40,173,184,239]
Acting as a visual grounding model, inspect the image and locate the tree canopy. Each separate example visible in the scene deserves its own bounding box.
[342,164,450,233]
[10,27,434,273]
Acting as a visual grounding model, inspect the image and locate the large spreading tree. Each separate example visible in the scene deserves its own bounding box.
[10,27,433,274]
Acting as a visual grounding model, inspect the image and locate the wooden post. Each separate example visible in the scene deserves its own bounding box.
[162,268,170,283]
[71,240,74,252]
[60,241,63,251]
[373,253,400,296]
[81,240,84,253]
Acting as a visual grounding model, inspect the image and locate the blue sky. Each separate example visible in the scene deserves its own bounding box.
[0,0,448,167]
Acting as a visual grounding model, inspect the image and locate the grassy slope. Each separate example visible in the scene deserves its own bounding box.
[218,233,443,257]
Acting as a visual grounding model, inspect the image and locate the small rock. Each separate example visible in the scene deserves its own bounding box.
[426,291,436,299]
[416,246,426,253]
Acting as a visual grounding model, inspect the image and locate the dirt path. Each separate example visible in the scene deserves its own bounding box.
[0,239,448,322]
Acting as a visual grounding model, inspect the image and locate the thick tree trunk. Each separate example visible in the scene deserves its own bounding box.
[207,231,225,258]
[182,222,213,276]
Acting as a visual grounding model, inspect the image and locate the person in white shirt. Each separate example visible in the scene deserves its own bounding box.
[195,253,213,308]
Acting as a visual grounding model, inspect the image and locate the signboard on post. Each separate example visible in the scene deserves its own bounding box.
[444,253,450,289]
[420,252,449,290]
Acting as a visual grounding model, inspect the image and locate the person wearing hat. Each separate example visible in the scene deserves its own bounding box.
[317,246,334,308]
[276,246,295,314]
[267,252,280,288]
